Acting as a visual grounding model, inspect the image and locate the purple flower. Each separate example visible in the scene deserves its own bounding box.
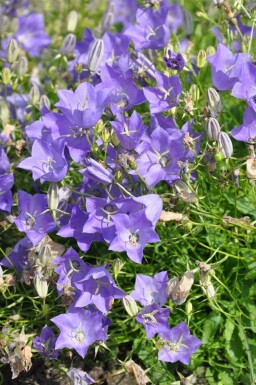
[157,322,202,364]
[51,308,108,358]
[143,72,182,113]
[124,8,170,51]
[33,326,59,359]
[231,107,256,143]
[110,111,146,150]
[232,62,256,112]
[18,138,69,183]
[109,211,160,264]
[55,82,108,129]
[80,157,114,184]
[97,64,145,112]
[208,43,251,91]
[164,50,185,71]
[136,127,185,187]
[74,265,125,314]
[67,368,95,385]
[136,304,170,339]
[0,146,13,212]
[15,13,51,57]
[130,271,168,306]
[14,191,56,246]
[0,236,32,273]
[53,248,90,294]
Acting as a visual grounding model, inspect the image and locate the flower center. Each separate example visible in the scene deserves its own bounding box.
[129,232,139,246]
[159,155,169,168]
[75,330,85,343]
[70,126,87,138]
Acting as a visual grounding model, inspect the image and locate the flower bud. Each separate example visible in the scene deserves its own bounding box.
[122,295,139,317]
[218,132,233,159]
[0,97,10,124]
[2,67,11,85]
[67,10,78,32]
[213,0,224,5]
[34,275,48,299]
[206,87,222,116]
[47,183,59,211]
[182,9,193,36]
[0,15,9,34]
[206,45,216,56]
[196,49,207,68]
[185,301,193,315]
[205,117,221,141]
[101,2,115,32]
[113,258,125,280]
[7,39,19,64]
[39,95,50,110]
[60,33,76,56]
[88,39,104,72]
[29,84,40,105]
[189,84,200,102]
[17,56,28,77]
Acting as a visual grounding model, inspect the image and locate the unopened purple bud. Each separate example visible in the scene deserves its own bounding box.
[66,10,78,32]
[101,2,115,32]
[183,9,193,36]
[88,39,104,72]
[205,118,221,141]
[40,95,51,110]
[218,132,233,159]
[60,33,76,56]
[206,87,222,116]
[7,39,19,64]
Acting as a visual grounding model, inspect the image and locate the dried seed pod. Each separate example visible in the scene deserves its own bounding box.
[205,117,221,141]
[88,39,104,72]
[246,158,256,179]
[168,271,194,305]
[218,132,233,159]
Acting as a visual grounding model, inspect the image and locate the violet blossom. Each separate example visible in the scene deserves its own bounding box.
[136,304,170,339]
[33,325,59,359]
[130,271,168,306]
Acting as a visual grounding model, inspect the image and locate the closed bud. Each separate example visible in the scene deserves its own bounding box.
[40,95,50,110]
[7,39,19,64]
[213,0,224,5]
[17,56,28,77]
[0,15,9,34]
[34,275,48,299]
[67,10,78,32]
[185,301,193,315]
[122,295,139,316]
[189,84,200,102]
[206,87,222,115]
[111,132,120,147]
[206,45,216,56]
[2,67,11,85]
[47,183,59,211]
[60,33,76,56]
[113,258,125,279]
[29,84,40,105]
[196,49,207,68]
[101,2,115,32]
[182,9,193,36]
[218,132,233,159]
[0,97,10,124]
[88,39,104,72]
[205,117,221,141]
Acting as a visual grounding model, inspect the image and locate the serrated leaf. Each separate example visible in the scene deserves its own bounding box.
[218,372,234,385]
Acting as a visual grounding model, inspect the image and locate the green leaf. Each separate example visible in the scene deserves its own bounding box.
[202,311,222,344]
